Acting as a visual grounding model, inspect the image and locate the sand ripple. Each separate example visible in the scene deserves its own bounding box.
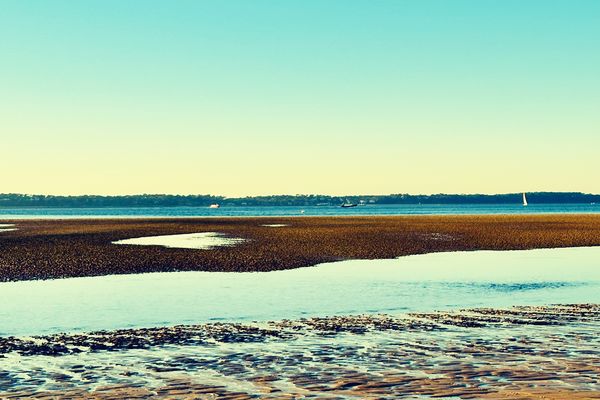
[1,304,599,399]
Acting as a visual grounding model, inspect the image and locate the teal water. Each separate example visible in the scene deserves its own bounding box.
[1,247,599,337]
[0,203,599,219]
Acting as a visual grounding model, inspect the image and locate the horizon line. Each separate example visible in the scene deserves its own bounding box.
[2,191,599,198]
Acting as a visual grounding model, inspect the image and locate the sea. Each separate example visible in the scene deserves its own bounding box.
[0,203,599,219]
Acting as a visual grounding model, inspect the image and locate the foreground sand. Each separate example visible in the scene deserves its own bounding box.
[1,215,600,281]
[1,304,599,399]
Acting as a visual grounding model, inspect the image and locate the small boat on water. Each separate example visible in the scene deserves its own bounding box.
[522,193,528,207]
[209,204,220,209]
[340,200,358,208]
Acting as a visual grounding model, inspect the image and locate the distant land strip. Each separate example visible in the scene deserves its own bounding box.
[1,215,600,281]
[1,192,599,207]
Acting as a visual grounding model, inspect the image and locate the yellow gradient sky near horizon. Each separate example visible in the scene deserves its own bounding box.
[1,1,599,196]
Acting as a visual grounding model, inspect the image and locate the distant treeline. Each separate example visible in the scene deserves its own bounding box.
[0,192,599,208]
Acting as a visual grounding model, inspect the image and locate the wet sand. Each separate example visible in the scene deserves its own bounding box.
[1,304,599,399]
[2,215,600,281]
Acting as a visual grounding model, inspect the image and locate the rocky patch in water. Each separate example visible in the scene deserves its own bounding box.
[1,304,597,357]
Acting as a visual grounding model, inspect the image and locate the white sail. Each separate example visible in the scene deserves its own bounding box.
[522,192,528,206]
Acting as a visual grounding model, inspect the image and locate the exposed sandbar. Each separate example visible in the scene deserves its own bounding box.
[1,214,600,281]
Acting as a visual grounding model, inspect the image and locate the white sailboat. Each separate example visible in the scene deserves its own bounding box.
[522,192,528,207]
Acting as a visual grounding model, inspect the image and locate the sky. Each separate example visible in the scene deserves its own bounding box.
[1,0,599,196]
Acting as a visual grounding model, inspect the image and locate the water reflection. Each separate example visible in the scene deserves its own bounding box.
[1,247,599,336]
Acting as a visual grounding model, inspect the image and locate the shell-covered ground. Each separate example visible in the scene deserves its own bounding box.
[2,215,600,281]
[1,304,599,399]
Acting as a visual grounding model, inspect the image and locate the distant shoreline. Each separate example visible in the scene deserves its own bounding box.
[2,214,600,282]
[1,192,599,208]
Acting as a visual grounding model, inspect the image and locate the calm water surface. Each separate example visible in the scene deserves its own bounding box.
[0,203,599,219]
[1,247,599,337]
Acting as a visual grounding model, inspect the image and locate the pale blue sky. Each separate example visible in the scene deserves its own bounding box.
[1,1,599,195]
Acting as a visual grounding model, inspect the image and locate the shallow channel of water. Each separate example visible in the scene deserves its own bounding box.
[1,247,599,336]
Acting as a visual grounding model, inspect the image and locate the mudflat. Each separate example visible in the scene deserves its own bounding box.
[1,214,600,281]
